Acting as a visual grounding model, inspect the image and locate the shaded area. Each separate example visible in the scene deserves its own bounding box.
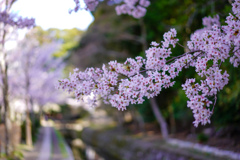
[69,1,143,69]
[80,127,239,160]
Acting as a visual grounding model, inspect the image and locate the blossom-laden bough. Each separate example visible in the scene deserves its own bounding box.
[58,0,240,127]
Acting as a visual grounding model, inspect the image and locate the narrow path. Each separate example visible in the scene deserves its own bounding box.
[51,127,62,160]
[24,125,74,160]
[37,127,51,160]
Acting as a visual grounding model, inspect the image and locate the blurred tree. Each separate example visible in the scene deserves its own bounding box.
[27,26,84,57]
[0,0,35,155]
[8,28,66,147]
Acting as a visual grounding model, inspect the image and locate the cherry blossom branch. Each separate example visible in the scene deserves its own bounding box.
[58,0,240,128]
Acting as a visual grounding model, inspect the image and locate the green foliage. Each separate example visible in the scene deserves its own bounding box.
[136,99,156,123]
[26,26,84,57]
[49,28,84,57]
[21,114,41,143]
[144,0,230,43]
[197,133,209,143]
[0,150,24,160]
[54,129,68,158]
[213,63,240,126]
[171,89,192,120]
[58,104,90,120]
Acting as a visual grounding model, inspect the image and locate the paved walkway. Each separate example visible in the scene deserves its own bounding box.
[24,125,74,160]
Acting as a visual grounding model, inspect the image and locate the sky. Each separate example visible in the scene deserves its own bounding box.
[12,0,94,31]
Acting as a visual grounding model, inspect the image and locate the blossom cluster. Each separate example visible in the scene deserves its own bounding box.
[115,0,150,18]
[9,40,66,109]
[69,0,99,12]
[0,0,35,29]
[0,11,35,28]
[70,0,150,18]
[182,0,240,126]
[59,0,240,127]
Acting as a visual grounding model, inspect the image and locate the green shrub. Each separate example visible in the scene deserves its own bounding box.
[197,133,209,143]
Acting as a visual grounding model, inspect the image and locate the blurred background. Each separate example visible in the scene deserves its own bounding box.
[0,0,239,160]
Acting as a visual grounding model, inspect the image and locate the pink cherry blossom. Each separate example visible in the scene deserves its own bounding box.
[60,0,240,127]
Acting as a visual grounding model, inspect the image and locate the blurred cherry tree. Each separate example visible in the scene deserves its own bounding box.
[0,0,35,154]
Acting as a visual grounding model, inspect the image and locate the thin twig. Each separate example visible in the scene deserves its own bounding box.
[233,47,240,53]
[183,51,204,68]
[167,49,202,63]
[177,42,187,49]
[212,94,217,113]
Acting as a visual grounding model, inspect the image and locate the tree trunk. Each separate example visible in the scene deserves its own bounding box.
[0,1,18,155]
[150,98,169,139]
[25,63,32,146]
[3,103,10,155]
[25,111,32,146]
[1,65,11,155]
